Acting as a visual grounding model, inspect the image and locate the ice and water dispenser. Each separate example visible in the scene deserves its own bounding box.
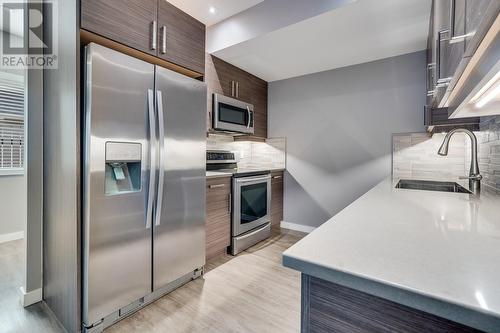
[105,142,142,195]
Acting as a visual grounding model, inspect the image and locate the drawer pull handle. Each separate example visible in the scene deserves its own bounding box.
[273,175,282,179]
[209,184,225,189]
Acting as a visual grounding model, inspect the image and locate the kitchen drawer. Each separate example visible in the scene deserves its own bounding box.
[271,171,284,184]
[206,177,231,196]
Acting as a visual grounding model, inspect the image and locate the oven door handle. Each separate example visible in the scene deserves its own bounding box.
[235,175,271,183]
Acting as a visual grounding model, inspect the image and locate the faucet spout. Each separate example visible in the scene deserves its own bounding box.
[437,128,482,193]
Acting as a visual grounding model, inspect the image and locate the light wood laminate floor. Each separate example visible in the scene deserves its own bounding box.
[106,229,305,333]
[0,239,65,333]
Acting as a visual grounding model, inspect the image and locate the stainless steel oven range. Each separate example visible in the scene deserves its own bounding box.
[207,150,272,255]
[231,172,271,255]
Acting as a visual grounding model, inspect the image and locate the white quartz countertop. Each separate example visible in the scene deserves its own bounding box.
[283,177,500,332]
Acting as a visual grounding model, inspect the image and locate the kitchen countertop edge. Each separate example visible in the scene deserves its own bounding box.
[282,177,500,333]
[283,254,500,332]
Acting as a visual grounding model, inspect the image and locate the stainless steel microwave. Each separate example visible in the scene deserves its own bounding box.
[213,93,254,134]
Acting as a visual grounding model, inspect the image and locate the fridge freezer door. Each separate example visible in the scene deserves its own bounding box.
[83,43,155,326]
[153,66,207,290]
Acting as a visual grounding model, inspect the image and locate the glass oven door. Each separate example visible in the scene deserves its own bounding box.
[232,175,271,236]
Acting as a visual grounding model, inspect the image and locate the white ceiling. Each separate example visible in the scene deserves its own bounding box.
[211,0,431,81]
[167,0,264,26]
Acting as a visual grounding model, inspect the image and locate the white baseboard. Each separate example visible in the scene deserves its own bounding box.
[281,221,316,234]
[0,231,24,244]
[20,287,42,307]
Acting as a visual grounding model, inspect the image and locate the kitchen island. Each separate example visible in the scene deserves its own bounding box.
[283,178,500,333]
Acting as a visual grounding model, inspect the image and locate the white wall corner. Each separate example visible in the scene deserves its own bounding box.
[0,231,24,244]
[19,286,42,307]
[281,221,316,233]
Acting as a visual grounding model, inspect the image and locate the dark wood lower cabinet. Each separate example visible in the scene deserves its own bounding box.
[301,274,481,333]
[271,171,284,233]
[206,177,231,260]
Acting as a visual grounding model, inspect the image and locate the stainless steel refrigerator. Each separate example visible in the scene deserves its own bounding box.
[82,43,206,331]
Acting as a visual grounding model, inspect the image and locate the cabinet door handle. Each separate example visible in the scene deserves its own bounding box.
[228,193,232,213]
[161,26,167,54]
[151,21,157,50]
[436,30,452,86]
[209,184,225,189]
[231,81,235,97]
[236,82,239,99]
[426,63,436,96]
[449,0,475,44]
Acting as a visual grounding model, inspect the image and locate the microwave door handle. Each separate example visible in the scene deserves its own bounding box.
[155,90,166,226]
[146,89,156,229]
[246,106,251,128]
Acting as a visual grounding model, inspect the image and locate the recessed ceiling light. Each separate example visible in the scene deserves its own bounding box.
[209,6,217,14]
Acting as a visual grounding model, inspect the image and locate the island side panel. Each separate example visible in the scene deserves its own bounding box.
[301,274,481,333]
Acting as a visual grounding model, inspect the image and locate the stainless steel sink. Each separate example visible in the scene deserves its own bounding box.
[395,179,472,194]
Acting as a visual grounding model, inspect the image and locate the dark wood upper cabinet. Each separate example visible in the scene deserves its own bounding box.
[205,54,268,139]
[81,0,206,75]
[444,0,466,81]
[157,0,205,74]
[465,0,494,52]
[81,0,158,56]
[250,76,268,139]
[425,0,498,126]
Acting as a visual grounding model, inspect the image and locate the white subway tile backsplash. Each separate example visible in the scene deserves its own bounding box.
[393,115,500,191]
[207,134,286,170]
[393,132,484,183]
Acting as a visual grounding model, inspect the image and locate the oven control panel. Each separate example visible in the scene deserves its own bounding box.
[207,150,236,164]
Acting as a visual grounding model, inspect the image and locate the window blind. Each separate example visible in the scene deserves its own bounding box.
[0,72,25,172]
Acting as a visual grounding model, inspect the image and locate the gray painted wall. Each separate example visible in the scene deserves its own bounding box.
[0,175,26,235]
[269,51,426,228]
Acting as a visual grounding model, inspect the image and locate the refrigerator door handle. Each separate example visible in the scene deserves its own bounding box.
[155,90,166,226]
[146,89,157,229]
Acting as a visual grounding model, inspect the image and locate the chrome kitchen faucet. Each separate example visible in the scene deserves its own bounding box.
[438,128,482,194]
